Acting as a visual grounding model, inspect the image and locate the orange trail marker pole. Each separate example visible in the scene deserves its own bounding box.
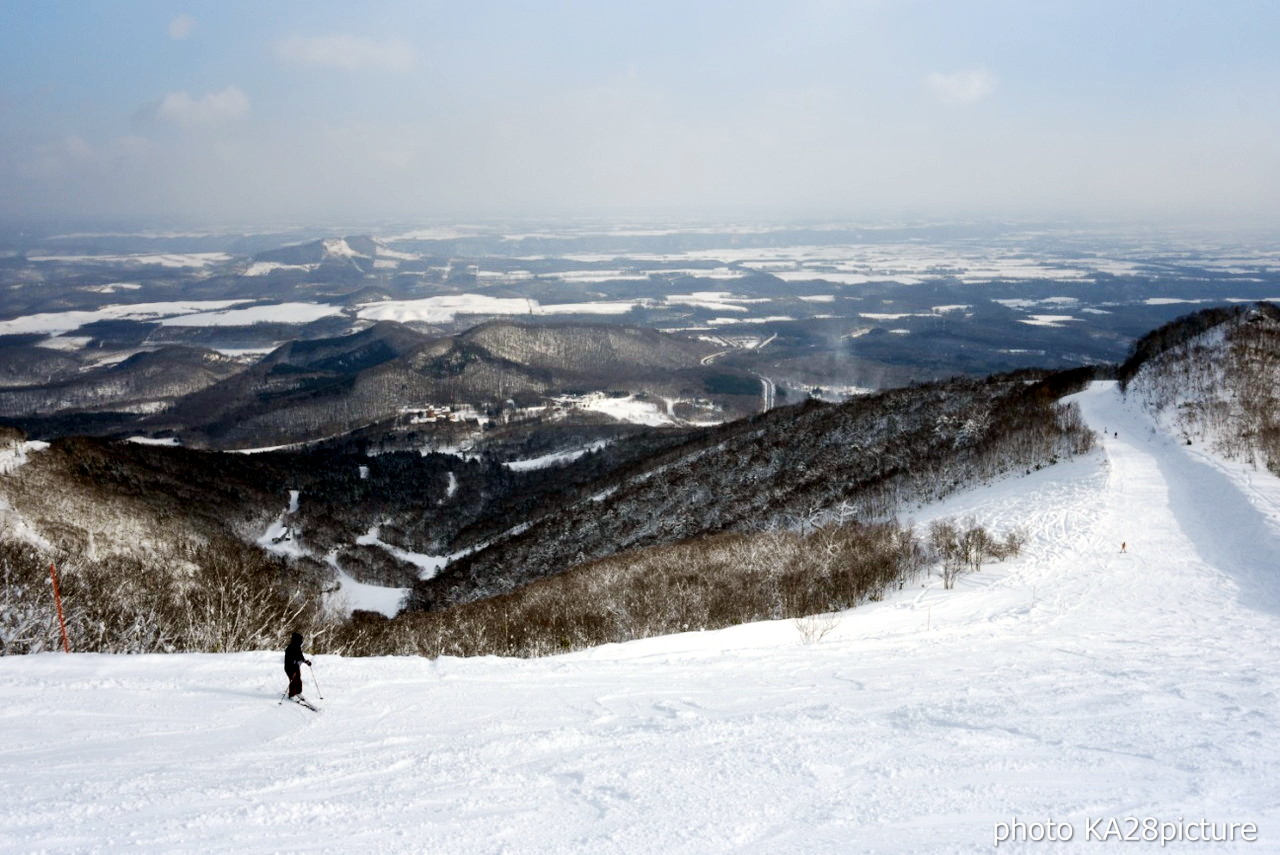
[49,563,70,653]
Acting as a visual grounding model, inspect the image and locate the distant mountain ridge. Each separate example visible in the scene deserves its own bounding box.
[249,235,412,274]
[0,318,749,448]
[0,346,241,417]
[150,319,732,448]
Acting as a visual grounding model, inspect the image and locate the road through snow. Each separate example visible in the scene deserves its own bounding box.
[2,382,1279,853]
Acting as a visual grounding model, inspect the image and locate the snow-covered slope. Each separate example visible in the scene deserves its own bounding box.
[2,381,1278,853]
[1124,304,1280,474]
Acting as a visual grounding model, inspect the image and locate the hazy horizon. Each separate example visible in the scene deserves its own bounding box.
[3,1,1278,225]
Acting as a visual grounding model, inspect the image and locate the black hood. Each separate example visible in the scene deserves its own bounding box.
[290,632,303,645]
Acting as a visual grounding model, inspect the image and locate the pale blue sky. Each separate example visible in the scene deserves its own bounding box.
[2,0,1278,224]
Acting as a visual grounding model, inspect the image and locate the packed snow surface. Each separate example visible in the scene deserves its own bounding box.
[2,382,1280,852]
[324,550,408,619]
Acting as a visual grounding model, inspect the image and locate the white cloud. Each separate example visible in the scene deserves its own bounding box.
[156,86,250,128]
[925,68,998,105]
[276,35,414,73]
[168,14,195,40]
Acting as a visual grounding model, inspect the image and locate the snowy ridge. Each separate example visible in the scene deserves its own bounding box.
[321,237,366,259]
[1,381,1278,851]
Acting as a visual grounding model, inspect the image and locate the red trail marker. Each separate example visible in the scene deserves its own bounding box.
[49,562,70,653]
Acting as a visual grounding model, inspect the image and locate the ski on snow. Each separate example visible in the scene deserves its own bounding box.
[279,694,320,712]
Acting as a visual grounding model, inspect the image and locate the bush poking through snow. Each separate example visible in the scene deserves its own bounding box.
[335,520,925,657]
[927,518,1024,590]
[795,612,841,645]
[0,538,344,655]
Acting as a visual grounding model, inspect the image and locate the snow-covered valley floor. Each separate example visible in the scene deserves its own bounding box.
[3,381,1279,853]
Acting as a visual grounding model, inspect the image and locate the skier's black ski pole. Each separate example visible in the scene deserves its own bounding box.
[308,662,324,699]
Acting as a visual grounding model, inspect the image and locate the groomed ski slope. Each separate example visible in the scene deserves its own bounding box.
[3,381,1279,853]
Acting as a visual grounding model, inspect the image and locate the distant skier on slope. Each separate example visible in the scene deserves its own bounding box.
[284,632,312,700]
[1121,542,1127,553]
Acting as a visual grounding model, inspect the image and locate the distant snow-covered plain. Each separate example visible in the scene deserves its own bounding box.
[157,302,343,327]
[27,252,232,268]
[5,226,1279,356]
[0,300,247,335]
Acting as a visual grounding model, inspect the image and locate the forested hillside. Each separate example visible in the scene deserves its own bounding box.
[411,368,1095,611]
[1121,302,1280,474]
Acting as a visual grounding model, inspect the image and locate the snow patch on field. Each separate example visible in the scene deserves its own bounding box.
[84,282,141,293]
[358,295,538,324]
[243,261,315,276]
[325,550,408,618]
[357,295,647,324]
[28,252,230,267]
[1019,314,1084,327]
[37,335,93,352]
[210,345,282,358]
[706,315,795,326]
[663,291,767,312]
[504,440,610,471]
[860,311,926,321]
[559,393,674,427]
[539,301,642,315]
[157,302,343,327]
[124,436,181,447]
[355,525,450,580]
[0,300,247,335]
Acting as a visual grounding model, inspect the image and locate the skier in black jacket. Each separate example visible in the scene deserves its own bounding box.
[284,632,311,699]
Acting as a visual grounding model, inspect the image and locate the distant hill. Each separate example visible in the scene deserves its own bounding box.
[0,339,83,387]
[461,321,713,378]
[249,235,415,275]
[160,322,555,448]
[0,346,242,416]
[154,320,731,449]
